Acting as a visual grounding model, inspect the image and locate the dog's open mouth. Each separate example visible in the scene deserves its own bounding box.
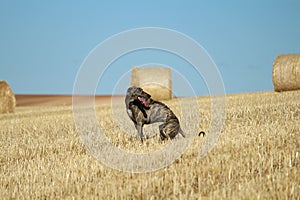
[138,96,149,108]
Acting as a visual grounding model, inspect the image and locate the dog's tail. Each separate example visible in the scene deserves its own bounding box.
[199,131,205,137]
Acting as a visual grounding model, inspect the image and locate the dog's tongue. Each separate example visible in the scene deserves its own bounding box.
[138,97,149,108]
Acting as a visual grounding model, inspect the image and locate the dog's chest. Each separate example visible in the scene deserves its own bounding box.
[127,109,133,118]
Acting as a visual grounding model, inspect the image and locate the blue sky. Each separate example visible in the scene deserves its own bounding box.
[0,0,299,95]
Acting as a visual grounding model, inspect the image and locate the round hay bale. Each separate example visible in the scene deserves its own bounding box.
[0,81,16,113]
[130,66,172,100]
[272,54,300,92]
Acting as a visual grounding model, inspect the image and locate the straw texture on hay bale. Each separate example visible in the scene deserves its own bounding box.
[0,81,16,113]
[131,66,172,100]
[272,54,300,92]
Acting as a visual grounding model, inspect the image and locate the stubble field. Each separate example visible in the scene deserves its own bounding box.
[0,91,299,199]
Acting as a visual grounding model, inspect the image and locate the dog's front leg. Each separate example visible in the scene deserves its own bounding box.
[135,124,145,142]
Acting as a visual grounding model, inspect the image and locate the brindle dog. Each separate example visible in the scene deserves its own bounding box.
[125,86,202,141]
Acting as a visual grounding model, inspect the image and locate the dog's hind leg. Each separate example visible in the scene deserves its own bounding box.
[163,121,181,139]
[159,124,168,141]
[168,129,179,140]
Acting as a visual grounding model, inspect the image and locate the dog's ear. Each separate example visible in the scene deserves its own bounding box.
[125,87,136,108]
[127,86,137,94]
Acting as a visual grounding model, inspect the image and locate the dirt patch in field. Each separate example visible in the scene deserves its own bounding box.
[15,95,124,106]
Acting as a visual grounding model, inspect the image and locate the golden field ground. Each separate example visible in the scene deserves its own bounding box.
[0,91,299,199]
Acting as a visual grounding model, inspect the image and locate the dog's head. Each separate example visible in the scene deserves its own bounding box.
[125,86,151,108]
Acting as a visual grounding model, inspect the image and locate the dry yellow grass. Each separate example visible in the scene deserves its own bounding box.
[0,91,299,199]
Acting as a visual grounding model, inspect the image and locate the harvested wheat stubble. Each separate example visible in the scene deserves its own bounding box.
[0,91,300,199]
[273,54,300,92]
[0,80,16,113]
[130,66,172,100]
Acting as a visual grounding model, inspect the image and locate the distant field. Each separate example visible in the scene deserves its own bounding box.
[1,91,299,199]
[15,94,124,106]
